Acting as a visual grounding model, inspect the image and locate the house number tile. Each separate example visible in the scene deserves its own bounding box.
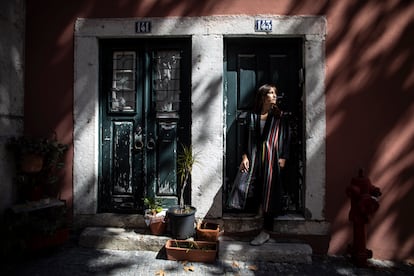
[255,19,272,32]
[136,21,151,33]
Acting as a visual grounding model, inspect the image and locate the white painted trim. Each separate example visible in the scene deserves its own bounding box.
[74,36,100,214]
[75,15,326,37]
[74,15,326,221]
[304,35,326,220]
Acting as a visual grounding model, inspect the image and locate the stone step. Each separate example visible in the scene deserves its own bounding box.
[219,238,312,263]
[79,227,170,252]
[79,227,312,264]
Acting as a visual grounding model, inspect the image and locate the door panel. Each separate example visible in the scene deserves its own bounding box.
[225,38,304,214]
[157,121,178,196]
[112,120,134,194]
[100,48,143,213]
[99,39,191,213]
[239,55,257,109]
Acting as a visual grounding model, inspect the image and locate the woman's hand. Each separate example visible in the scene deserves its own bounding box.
[279,158,286,168]
[240,154,249,172]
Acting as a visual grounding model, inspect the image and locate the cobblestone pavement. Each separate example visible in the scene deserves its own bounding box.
[2,238,414,276]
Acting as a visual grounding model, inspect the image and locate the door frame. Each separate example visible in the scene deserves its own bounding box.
[74,16,327,232]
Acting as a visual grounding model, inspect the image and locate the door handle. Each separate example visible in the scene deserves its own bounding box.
[134,126,144,151]
[147,138,155,150]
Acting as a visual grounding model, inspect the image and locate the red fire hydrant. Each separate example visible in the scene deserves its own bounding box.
[346,169,381,267]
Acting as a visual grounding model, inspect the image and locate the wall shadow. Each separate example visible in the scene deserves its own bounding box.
[22,0,414,263]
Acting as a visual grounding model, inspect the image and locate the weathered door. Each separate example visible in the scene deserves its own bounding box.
[224,37,304,214]
[99,39,191,213]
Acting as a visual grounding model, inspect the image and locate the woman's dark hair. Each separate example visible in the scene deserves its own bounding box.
[253,84,281,117]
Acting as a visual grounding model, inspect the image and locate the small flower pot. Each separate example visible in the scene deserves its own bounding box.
[144,209,167,236]
[196,222,220,242]
[21,153,44,173]
[165,239,217,263]
[149,216,167,236]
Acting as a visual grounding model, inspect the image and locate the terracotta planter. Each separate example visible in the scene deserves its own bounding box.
[149,216,167,236]
[196,222,220,242]
[21,153,44,173]
[165,239,217,263]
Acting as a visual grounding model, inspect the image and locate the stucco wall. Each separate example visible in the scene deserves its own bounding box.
[23,0,414,261]
[0,0,25,215]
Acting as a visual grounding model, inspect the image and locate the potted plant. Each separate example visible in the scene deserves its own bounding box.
[167,144,197,239]
[143,197,167,236]
[7,134,69,200]
[165,239,217,263]
[7,136,49,173]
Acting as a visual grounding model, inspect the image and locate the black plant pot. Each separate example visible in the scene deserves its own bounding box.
[167,206,196,239]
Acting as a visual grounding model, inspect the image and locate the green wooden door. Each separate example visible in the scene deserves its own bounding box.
[224,37,304,214]
[99,39,191,213]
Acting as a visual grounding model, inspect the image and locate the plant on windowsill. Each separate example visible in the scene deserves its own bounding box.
[7,133,69,201]
[143,197,166,236]
[167,144,197,239]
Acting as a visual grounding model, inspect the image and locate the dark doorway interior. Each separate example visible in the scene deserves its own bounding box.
[224,37,304,215]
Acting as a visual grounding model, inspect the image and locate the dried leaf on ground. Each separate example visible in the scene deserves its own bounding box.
[183,265,195,272]
[155,269,166,276]
[232,261,239,268]
[248,264,258,271]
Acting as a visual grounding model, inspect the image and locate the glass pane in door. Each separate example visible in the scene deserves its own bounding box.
[153,51,181,119]
[111,51,136,112]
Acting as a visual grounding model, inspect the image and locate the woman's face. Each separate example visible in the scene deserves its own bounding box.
[263,87,277,106]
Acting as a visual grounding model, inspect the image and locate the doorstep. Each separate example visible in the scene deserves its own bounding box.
[79,227,169,252]
[79,227,312,264]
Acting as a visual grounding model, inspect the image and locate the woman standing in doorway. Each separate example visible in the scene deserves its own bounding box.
[239,84,291,245]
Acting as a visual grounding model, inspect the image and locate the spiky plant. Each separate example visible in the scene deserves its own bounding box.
[177,144,197,210]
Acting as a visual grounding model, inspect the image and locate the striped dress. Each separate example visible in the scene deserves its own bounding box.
[246,111,290,214]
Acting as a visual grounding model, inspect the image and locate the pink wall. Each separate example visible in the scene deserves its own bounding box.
[324,2,414,260]
[25,0,414,260]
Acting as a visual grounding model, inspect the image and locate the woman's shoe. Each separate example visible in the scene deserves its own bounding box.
[250,230,270,246]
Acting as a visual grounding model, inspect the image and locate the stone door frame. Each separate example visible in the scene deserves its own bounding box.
[74,15,326,232]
